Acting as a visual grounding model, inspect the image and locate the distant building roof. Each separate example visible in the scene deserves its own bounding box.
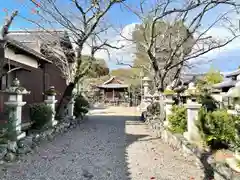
[97,84,129,89]
[179,73,205,84]
[212,80,236,89]
[103,76,124,85]
[97,76,128,89]
[225,69,240,78]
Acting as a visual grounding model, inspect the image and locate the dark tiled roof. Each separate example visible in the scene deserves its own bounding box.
[8,30,65,45]
[6,37,51,63]
[7,30,71,63]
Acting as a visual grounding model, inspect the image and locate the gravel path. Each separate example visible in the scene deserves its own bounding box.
[0,107,204,180]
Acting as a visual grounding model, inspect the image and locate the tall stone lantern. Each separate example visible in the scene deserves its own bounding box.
[142,76,151,99]
[2,78,30,141]
[184,82,199,102]
[163,86,175,127]
[44,86,58,126]
[183,82,202,142]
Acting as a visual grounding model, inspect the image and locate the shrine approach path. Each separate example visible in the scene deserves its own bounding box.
[1,106,204,180]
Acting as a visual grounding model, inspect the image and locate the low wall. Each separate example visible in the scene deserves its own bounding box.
[146,116,240,180]
[0,116,86,164]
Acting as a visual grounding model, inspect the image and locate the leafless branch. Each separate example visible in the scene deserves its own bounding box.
[121,0,240,91]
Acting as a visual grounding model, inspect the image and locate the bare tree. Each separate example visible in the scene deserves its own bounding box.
[120,0,240,92]
[17,0,125,116]
[0,11,20,81]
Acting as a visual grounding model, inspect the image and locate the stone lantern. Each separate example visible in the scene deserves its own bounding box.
[44,86,58,126]
[142,77,151,98]
[183,83,202,142]
[184,82,199,103]
[67,97,75,119]
[163,85,175,127]
[2,78,30,141]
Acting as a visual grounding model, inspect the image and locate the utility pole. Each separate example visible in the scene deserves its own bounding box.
[140,68,144,104]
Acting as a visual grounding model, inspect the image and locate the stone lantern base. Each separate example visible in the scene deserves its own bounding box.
[44,96,58,127]
[14,132,26,141]
[183,103,202,143]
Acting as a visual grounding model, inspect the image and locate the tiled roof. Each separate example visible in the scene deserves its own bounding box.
[7,30,74,63]
[212,80,236,89]
[5,37,51,63]
[97,84,129,89]
[103,76,124,85]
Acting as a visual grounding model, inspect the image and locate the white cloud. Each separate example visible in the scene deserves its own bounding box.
[81,23,138,68]
[187,25,240,73]
[80,20,240,71]
[200,27,240,58]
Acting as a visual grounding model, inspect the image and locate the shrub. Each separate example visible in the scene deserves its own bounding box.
[196,108,239,149]
[168,105,187,133]
[198,93,219,112]
[29,103,53,130]
[74,94,90,118]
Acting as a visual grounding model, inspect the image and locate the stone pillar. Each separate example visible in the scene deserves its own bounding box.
[67,98,75,119]
[183,101,202,142]
[164,94,174,127]
[44,86,58,127]
[142,77,151,98]
[143,82,149,98]
[3,78,30,141]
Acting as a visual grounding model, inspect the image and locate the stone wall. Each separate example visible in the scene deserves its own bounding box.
[0,116,85,164]
[146,116,240,180]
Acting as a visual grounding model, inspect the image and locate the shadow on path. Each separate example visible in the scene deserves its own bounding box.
[0,114,143,180]
[84,114,145,180]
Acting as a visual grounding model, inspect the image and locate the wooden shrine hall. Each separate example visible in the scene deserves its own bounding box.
[96,76,129,106]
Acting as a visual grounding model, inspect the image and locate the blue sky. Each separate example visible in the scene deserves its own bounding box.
[0,0,240,73]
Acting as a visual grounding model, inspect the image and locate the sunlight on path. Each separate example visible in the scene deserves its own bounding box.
[124,115,204,180]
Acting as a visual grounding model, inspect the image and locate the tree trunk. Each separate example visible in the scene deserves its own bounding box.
[158,81,165,93]
[56,82,75,118]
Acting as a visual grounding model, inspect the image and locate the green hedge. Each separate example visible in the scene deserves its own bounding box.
[168,105,187,134]
[29,103,53,130]
[198,93,219,112]
[74,94,90,118]
[196,107,240,149]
